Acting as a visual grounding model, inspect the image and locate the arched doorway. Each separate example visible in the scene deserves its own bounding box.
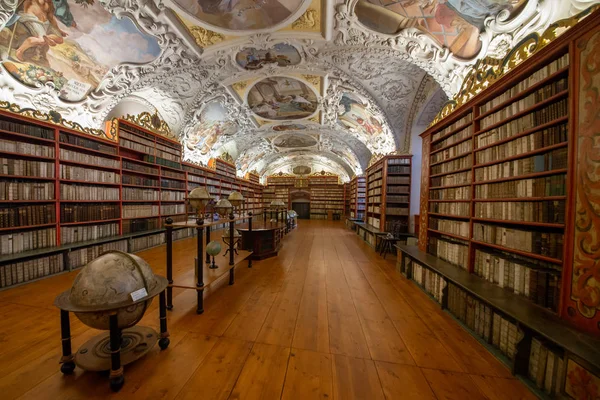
[290,190,310,219]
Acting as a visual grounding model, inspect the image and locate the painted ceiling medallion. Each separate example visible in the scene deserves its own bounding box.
[172,0,309,32]
[293,165,311,175]
[354,0,527,59]
[272,123,307,131]
[0,0,160,102]
[248,76,318,121]
[236,43,301,70]
[272,133,318,148]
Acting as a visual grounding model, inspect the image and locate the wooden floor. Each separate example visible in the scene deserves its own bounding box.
[0,220,537,400]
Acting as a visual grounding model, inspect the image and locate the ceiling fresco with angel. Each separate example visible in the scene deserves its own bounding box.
[0,0,160,102]
[0,0,592,182]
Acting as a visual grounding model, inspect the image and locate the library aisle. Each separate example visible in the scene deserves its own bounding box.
[0,220,534,400]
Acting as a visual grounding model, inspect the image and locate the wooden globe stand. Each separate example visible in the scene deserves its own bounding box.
[57,290,170,392]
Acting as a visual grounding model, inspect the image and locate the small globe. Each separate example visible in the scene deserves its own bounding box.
[55,251,167,331]
[206,240,222,256]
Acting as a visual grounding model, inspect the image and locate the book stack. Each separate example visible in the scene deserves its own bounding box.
[160,204,185,215]
[431,154,473,175]
[123,187,159,201]
[61,222,119,245]
[68,240,127,269]
[122,159,159,175]
[122,204,159,219]
[474,148,567,182]
[0,254,64,288]
[59,148,120,169]
[60,165,120,184]
[0,227,56,255]
[428,236,469,269]
[61,204,120,223]
[0,204,55,227]
[474,200,565,224]
[61,184,119,201]
[431,139,473,164]
[60,132,117,155]
[528,338,565,396]
[0,139,54,158]
[429,217,469,238]
[0,157,54,177]
[411,260,445,303]
[430,186,471,200]
[431,114,473,142]
[430,170,471,188]
[475,174,566,198]
[429,202,470,217]
[0,118,54,139]
[0,181,54,200]
[130,233,165,252]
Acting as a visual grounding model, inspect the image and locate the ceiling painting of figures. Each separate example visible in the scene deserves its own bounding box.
[355,0,527,59]
[248,76,318,120]
[236,43,301,70]
[338,92,384,138]
[0,0,160,102]
[172,0,308,31]
[272,133,318,148]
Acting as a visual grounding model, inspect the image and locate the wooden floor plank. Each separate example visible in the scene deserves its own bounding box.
[469,375,538,400]
[332,354,385,400]
[281,348,333,400]
[228,343,290,400]
[375,361,437,400]
[422,369,488,400]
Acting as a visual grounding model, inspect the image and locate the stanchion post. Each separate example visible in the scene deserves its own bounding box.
[229,213,235,285]
[196,218,205,314]
[165,217,173,310]
[205,223,211,264]
[247,212,253,268]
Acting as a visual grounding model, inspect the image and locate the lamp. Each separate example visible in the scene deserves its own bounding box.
[228,191,245,216]
[214,198,233,218]
[206,241,221,269]
[222,229,241,256]
[188,187,212,220]
[270,200,285,222]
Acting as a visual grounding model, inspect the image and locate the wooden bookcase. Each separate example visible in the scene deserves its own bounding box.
[365,155,412,232]
[349,175,366,221]
[0,114,264,290]
[398,9,600,399]
[344,182,351,216]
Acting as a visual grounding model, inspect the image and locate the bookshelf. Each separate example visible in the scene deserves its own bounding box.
[398,11,600,399]
[348,175,366,221]
[365,155,412,232]
[344,182,351,216]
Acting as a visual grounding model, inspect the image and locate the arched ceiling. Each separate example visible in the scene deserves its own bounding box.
[0,0,595,181]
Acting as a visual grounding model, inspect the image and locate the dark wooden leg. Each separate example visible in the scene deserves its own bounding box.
[229,267,235,285]
[109,314,124,392]
[196,220,205,314]
[59,310,75,374]
[248,213,253,268]
[205,225,211,264]
[165,218,174,310]
[229,215,235,266]
[158,290,170,350]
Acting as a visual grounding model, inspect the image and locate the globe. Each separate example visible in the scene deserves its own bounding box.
[206,240,222,256]
[55,251,167,331]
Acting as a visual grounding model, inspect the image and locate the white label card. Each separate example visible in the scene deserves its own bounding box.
[130,287,148,302]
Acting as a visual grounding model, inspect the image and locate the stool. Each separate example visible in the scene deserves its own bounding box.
[379,237,396,259]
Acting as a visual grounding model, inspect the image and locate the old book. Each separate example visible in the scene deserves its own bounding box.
[544,350,556,394]
[529,338,542,380]
[492,313,501,348]
[536,343,549,389]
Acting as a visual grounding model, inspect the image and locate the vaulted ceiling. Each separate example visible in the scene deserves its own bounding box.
[0,0,593,181]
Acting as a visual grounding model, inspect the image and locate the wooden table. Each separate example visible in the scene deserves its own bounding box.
[238,221,286,260]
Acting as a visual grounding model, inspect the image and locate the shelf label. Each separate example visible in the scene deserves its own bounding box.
[130,287,148,302]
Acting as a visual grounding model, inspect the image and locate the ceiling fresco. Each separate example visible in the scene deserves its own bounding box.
[0,0,595,182]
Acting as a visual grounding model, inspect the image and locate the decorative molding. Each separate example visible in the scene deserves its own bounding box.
[429,4,599,127]
[0,100,114,142]
[123,111,176,140]
[217,152,235,164]
[188,26,226,48]
[0,0,17,30]
[302,74,322,88]
[292,8,320,30]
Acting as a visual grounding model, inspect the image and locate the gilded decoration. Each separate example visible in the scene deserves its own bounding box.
[123,111,175,140]
[217,152,235,164]
[565,359,600,400]
[368,153,384,167]
[418,134,430,251]
[189,26,225,47]
[232,81,248,95]
[429,6,598,127]
[0,100,113,142]
[302,74,321,88]
[567,27,600,332]
[291,8,319,30]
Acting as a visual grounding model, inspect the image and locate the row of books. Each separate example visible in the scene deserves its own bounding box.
[0,254,63,288]
[120,130,153,148]
[369,171,382,182]
[430,170,471,188]
[430,186,470,200]
[480,54,569,113]
[386,195,409,203]
[368,188,382,196]
[474,147,568,182]
[161,169,185,180]
[0,227,56,255]
[411,260,445,303]
[61,222,119,245]
[0,118,54,139]
[367,216,380,229]
[428,236,468,269]
[528,338,564,396]
[474,200,565,224]
[143,155,181,170]
[431,140,472,164]
[387,176,410,185]
[477,98,568,144]
[386,207,408,216]
[59,148,120,169]
[122,174,159,187]
[474,249,560,312]
[60,204,120,223]
[431,125,473,152]
[473,223,564,260]
[156,149,180,163]
[429,217,469,238]
[161,190,185,201]
[156,142,180,157]
[387,158,411,165]
[0,204,55,228]
[0,138,54,158]
[480,78,568,129]
[387,186,410,194]
[60,165,120,184]
[61,184,119,201]
[120,137,154,155]
[369,195,381,203]
[429,201,470,217]
[68,240,127,269]
[432,113,473,142]
[476,123,568,163]
[161,178,185,190]
[122,159,159,175]
[130,233,165,253]
[161,204,185,215]
[431,154,472,175]
[387,166,410,174]
[0,181,54,201]
[368,205,380,213]
[123,217,160,234]
[59,132,117,155]
[187,174,205,184]
[0,157,54,178]
[474,174,566,199]
[122,204,159,219]
[123,187,159,201]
